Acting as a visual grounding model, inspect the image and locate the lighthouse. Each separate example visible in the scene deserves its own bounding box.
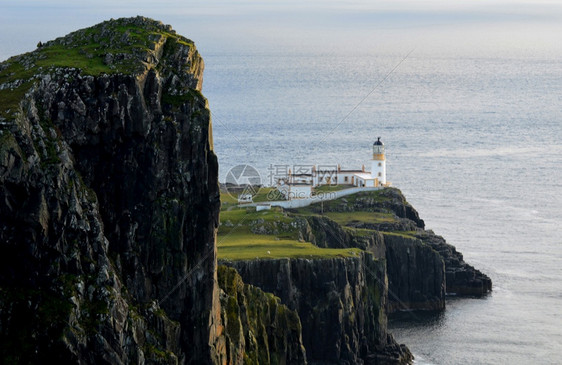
[371,137,386,185]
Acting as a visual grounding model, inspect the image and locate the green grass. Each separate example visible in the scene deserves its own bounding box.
[323,211,396,226]
[385,231,418,239]
[220,191,239,210]
[219,207,292,236]
[216,188,412,260]
[219,208,257,227]
[253,187,286,202]
[217,232,362,260]
[0,81,33,120]
[343,227,377,237]
[218,206,364,260]
[314,184,353,193]
[337,189,391,204]
[35,43,113,74]
[220,193,238,204]
[219,187,287,211]
[289,189,392,216]
[0,17,198,120]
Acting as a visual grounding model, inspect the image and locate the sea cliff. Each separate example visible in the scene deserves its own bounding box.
[221,254,411,364]
[293,188,491,310]
[1,17,228,364]
[218,265,307,364]
[218,187,492,363]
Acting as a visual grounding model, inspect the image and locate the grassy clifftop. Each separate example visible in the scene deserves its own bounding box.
[218,204,362,260]
[217,188,416,260]
[0,16,197,121]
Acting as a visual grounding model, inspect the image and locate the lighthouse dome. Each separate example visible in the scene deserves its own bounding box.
[373,137,384,146]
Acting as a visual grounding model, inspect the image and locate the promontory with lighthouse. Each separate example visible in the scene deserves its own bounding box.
[218,135,491,364]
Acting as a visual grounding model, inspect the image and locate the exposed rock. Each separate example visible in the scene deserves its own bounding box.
[383,234,445,312]
[221,254,413,365]
[415,231,492,296]
[293,189,491,310]
[297,214,446,312]
[0,17,225,364]
[217,266,307,365]
[304,214,386,257]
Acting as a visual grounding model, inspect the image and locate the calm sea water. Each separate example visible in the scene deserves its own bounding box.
[2,1,561,363]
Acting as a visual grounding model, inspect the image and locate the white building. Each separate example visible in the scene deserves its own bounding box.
[277,138,390,199]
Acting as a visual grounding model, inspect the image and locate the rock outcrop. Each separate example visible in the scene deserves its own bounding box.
[217,266,307,365]
[293,188,491,311]
[382,234,445,312]
[216,186,490,362]
[221,254,413,365]
[0,17,225,364]
[301,213,447,312]
[415,231,492,296]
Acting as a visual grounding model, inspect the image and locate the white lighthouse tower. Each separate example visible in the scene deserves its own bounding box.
[371,137,386,186]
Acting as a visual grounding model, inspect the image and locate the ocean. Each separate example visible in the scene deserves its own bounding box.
[1,1,561,363]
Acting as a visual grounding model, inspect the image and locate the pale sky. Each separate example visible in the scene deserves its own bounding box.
[1,0,561,60]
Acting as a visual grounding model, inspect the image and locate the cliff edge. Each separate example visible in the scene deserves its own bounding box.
[0,17,224,364]
[218,187,491,363]
[292,188,492,311]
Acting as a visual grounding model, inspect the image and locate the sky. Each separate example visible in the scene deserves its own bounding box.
[1,0,562,61]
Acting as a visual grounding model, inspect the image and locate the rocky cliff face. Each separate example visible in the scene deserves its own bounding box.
[295,188,491,311]
[0,17,225,364]
[300,212,446,312]
[217,266,307,365]
[221,254,412,365]
[415,231,492,296]
[383,234,445,312]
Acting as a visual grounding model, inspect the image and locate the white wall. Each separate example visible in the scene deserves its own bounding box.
[336,172,358,185]
[278,185,290,199]
[248,186,382,209]
[371,159,386,184]
[287,185,313,199]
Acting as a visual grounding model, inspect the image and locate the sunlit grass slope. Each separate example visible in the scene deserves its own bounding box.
[217,204,361,260]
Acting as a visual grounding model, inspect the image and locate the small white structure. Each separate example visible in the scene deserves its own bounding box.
[256,203,272,211]
[353,172,377,187]
[277,138,390,200]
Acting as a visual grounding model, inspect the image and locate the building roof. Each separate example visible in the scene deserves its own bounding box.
[353,172,375,180]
